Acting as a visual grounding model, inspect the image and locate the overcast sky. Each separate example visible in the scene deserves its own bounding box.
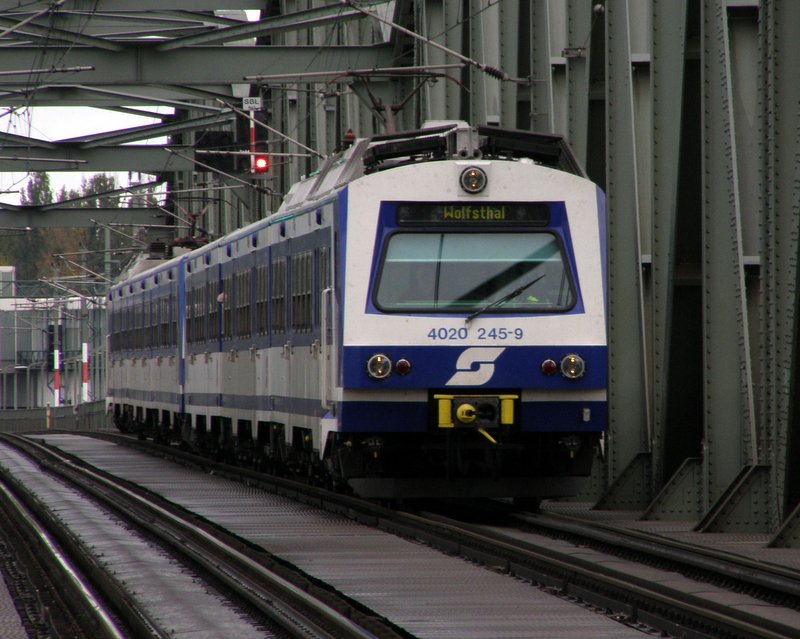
[0,106,169,205]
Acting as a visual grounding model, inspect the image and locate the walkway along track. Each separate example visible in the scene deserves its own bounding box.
[82,431,800,639]
[0,433,402,639]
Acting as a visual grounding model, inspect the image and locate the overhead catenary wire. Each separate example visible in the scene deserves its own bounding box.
[343,0,530,85]
[55,255,112,283]
[89,218,148,246]
[119,184,195,230]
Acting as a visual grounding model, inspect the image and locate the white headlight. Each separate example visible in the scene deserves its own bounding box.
[367,353,392,379]
[560,354,586,379]
[460,166,487,193]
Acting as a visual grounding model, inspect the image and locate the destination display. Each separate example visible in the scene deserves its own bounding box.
[396,202,551,225]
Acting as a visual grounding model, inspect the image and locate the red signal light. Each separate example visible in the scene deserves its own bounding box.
[253,154,269,173]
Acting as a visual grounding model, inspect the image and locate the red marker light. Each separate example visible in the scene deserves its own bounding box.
[395,358,412,375]
[541,359,558,375]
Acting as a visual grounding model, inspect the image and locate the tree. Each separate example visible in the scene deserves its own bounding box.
[4,172,128,286]
[5,172,160,287]
[6,173,54,280]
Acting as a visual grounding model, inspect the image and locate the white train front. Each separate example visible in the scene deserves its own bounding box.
[107,122,607,500]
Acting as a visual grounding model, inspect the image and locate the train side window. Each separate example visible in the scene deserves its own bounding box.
[197,285,207,342]
[127,303,134,350]
[291,251,313,333]
[236,270,251,338]
[196,287,203,343]
[256,265,268,335]
[120,308,126,350]
[271,258,286,334]
[133,302,138,349]
[221,276,233,339]
[161,296,166,347]
[169,293,177,346]
[160,296,165,347]
[149,298,157,348]
[134,298,142,349]
[186,289,194,344]
[207,281,217,342]
[316,245,330,328]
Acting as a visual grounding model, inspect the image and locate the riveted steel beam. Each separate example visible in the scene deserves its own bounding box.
[468,0,494,125]
[528,0,554,132]
[700,0,758,517]
[650,1,688,492]
[0,207,163,228]
[761,0,800,537]
[0,45,393,92]
[427,0,464,123]
[0,145,195,173]
[697,465,771,533]
[642,457,703,521]
[0,1,252,8]
[0,16,124,50]
[603,0,651,498]
[564,0,593,166]
[154,3,366,51]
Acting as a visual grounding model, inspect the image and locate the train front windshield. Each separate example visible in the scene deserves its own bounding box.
[375,232,575,313]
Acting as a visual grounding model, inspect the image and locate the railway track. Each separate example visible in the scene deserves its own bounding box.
[0,471,127,638]
[14,431,800,639]
[0,433,403,639]
[405,500,800,639]
[495,501,800,605]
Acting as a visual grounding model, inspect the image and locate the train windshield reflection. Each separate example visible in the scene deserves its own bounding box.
[374,232,575,312]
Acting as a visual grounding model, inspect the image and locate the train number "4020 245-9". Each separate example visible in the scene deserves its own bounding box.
[427,327,525,340]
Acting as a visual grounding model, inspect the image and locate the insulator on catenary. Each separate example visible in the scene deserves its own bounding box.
[482,65,507,80]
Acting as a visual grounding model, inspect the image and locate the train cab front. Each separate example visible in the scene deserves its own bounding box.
[334,159,607,499]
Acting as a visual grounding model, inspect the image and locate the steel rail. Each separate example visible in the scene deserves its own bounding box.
[0,457,168,638]
[516,507,800,599]
[3,433,388,639]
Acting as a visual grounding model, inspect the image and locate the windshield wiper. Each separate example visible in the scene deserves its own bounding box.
[465,273,546,323]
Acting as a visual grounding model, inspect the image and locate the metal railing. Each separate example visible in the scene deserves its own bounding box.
[0,401,113,433]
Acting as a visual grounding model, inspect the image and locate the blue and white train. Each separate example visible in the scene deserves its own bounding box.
[107,122,607,499]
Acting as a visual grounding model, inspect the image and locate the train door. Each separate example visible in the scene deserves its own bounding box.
[267,252,290,420]
[253,254,268,409]
[320,241,335,410]
[211,261,224,410]
[233,257,256,411]
[219,257,250,411]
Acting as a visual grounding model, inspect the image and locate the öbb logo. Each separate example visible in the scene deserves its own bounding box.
[446,347,506,386]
